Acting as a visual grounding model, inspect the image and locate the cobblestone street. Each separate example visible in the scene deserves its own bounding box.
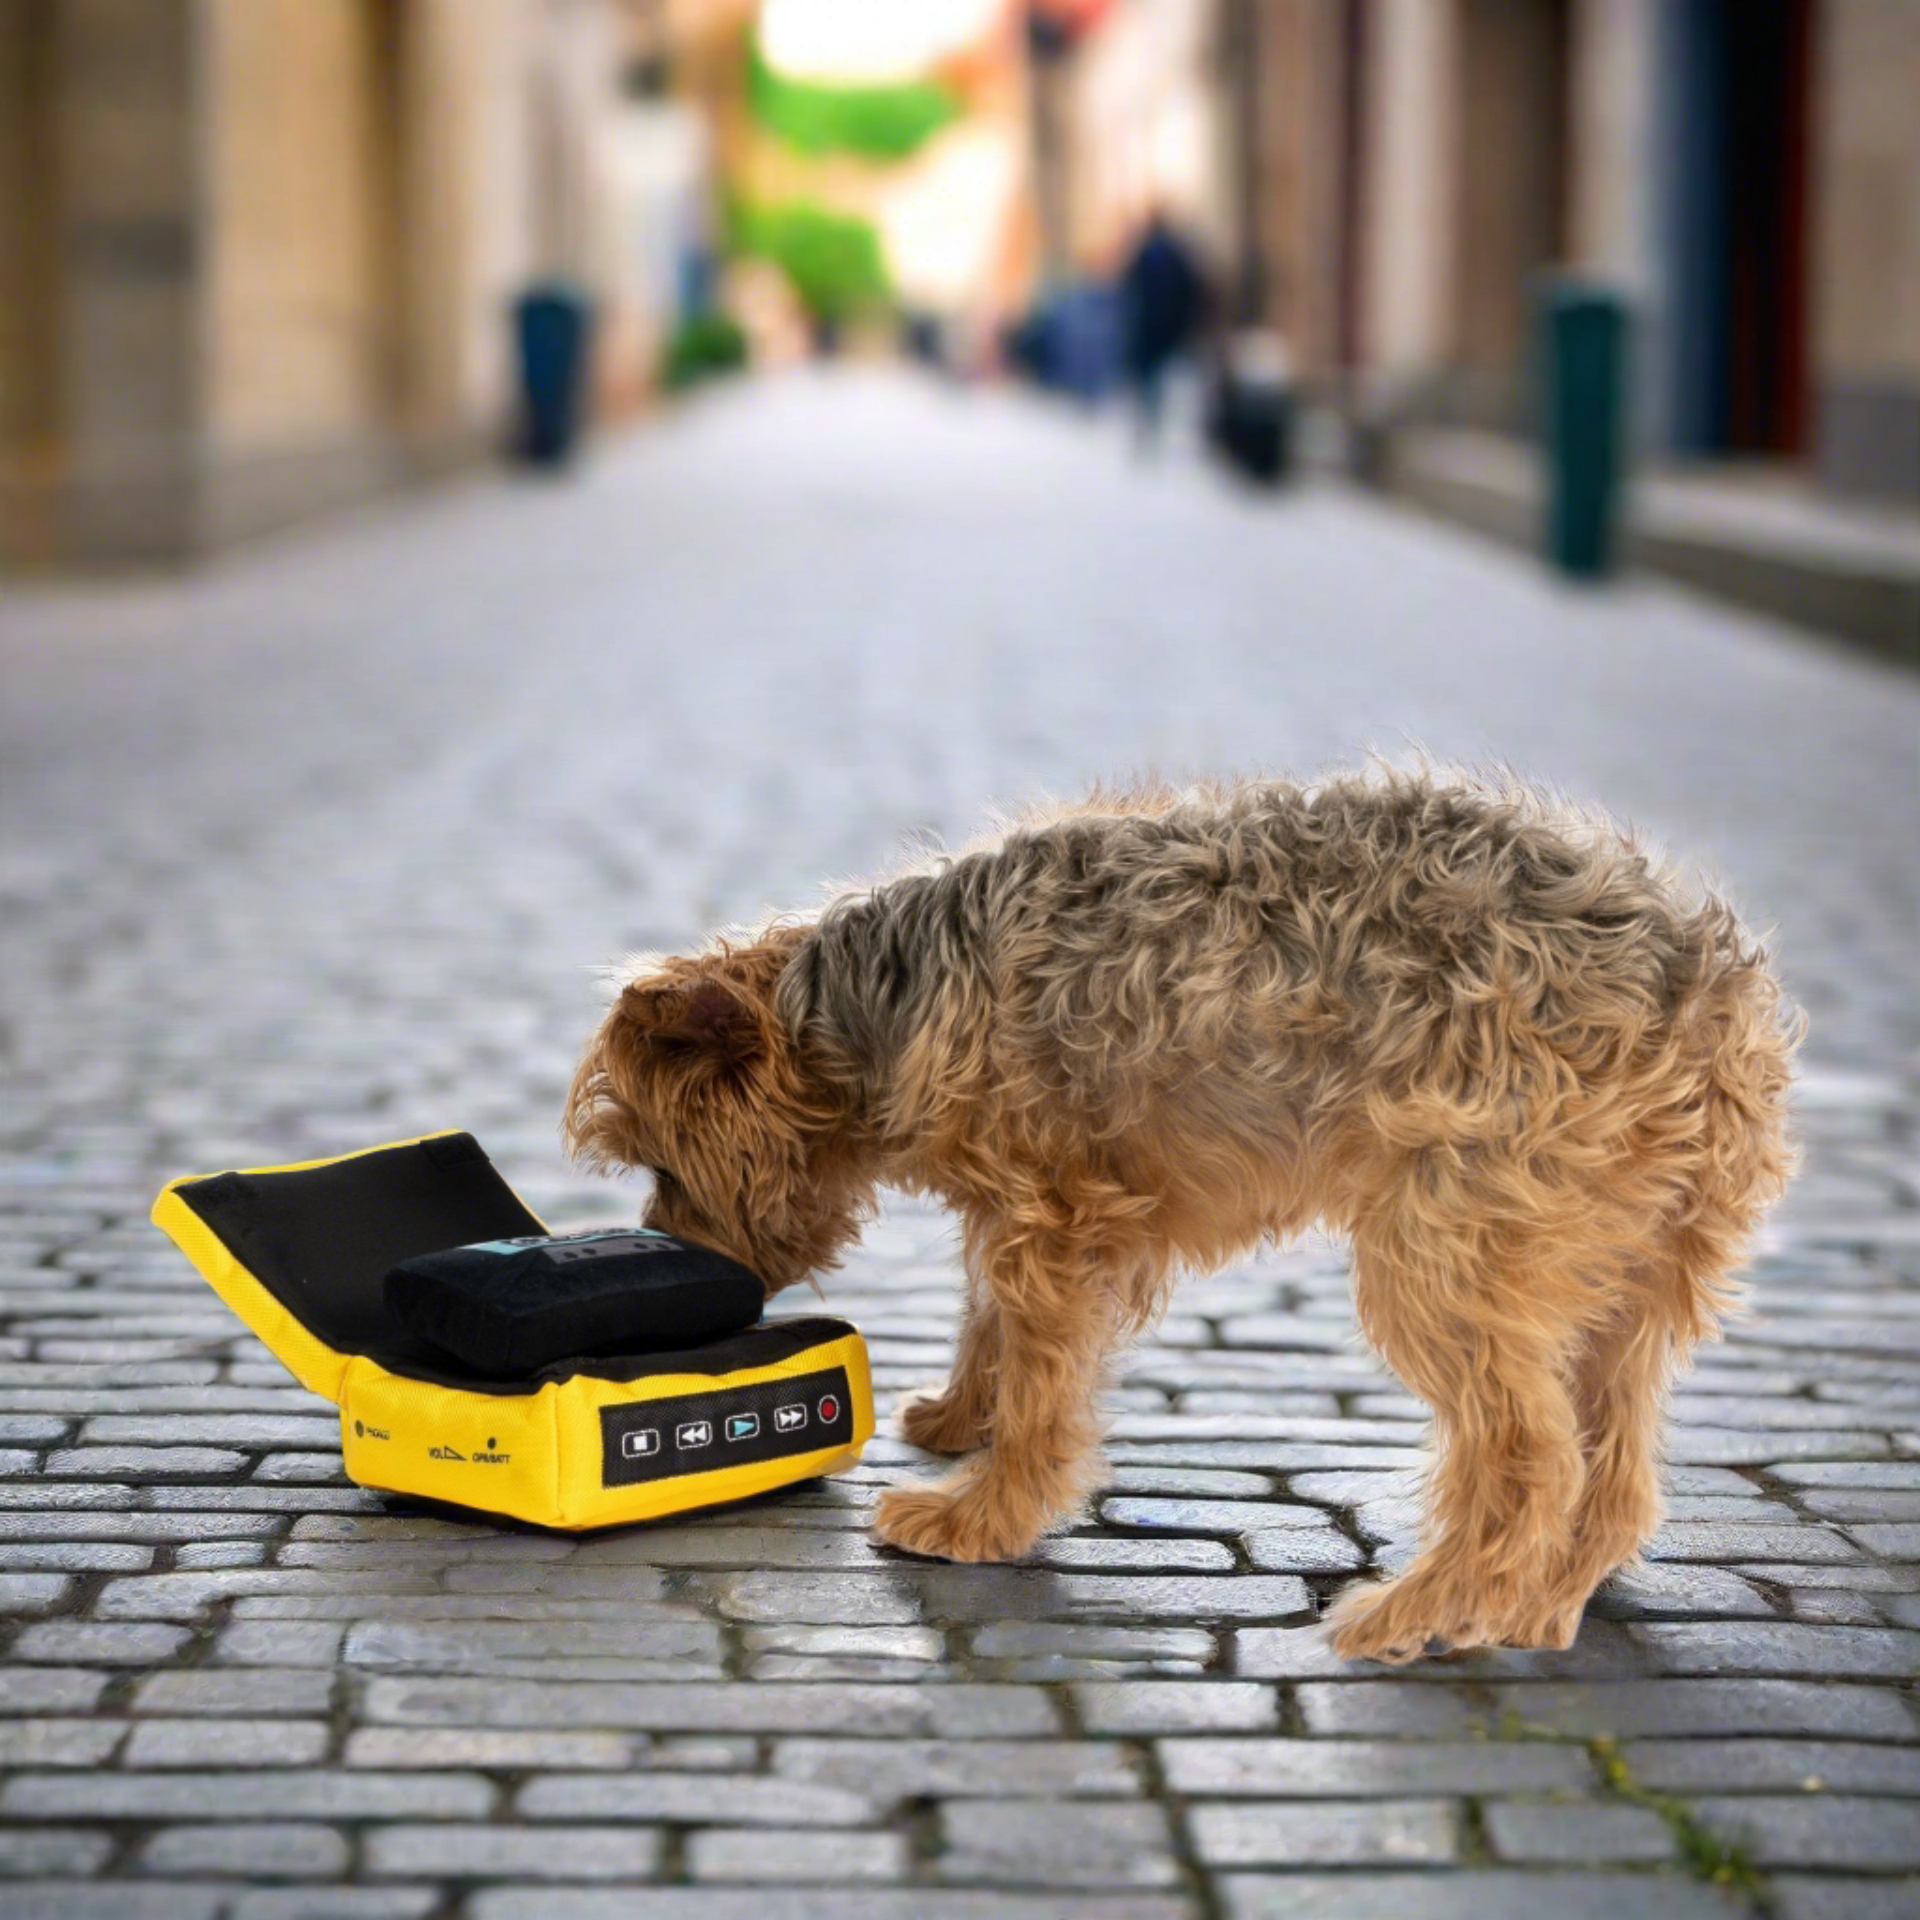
[2,370,1917,1919]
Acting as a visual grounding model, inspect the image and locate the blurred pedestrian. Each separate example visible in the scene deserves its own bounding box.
[1118,209,1210,452]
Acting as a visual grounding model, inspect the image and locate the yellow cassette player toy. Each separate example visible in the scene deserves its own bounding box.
[151,1131,872,1529]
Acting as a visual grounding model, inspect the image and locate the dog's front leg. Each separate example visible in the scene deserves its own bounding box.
[897,1286,1000,1455]
[875,1205,1114,1562]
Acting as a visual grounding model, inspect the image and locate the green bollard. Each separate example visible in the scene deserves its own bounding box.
[1539,281,1629,579]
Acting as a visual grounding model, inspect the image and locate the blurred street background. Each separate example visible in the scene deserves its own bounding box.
[3,3,1920,1917]
[2,0,1917,645]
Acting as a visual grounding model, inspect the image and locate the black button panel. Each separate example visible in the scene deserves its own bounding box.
[599,1365,855,1487]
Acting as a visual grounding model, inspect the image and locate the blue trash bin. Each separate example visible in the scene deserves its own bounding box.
[514,282,593,467]
[1539,280,1630,578]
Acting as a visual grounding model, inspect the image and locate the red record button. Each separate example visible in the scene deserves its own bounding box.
[816,1393,841,1424]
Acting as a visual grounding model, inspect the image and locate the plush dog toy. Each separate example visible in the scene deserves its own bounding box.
[151,1130,873,1528]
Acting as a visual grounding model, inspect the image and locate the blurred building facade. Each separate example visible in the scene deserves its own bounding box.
[1,0,658,567]
[1214,0,1918,503]
[1032,0,1233,276]
[9,0,1912,579]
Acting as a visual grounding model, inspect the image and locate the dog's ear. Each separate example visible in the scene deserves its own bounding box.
[617,975,767,1084]
[566,963,778,1168]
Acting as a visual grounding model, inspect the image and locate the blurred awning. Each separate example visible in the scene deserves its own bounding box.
[1029,0,1120,50]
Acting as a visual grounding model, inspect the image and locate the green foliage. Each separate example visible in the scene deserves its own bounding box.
[1588,1737,1768,1897]
[730,198,890,323]
[748,37,959,160]
[660,311,749,391]
[1475,1717,1770,1900]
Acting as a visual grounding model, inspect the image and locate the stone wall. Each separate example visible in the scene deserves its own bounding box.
[0,3,59,457]
[1812,0,1920,499]
[1,0,636,567]
[1357,0,1458,400]
[46,0,202,563]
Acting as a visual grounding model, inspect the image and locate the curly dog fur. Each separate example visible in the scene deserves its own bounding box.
[565,767,1800,1660]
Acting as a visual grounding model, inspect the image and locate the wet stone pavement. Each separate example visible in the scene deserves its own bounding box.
[1,371,1917,1919]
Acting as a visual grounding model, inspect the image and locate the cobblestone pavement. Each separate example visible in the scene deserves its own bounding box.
[2,370,1917,1920]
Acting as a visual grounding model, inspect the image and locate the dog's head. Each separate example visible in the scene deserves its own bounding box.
[563,934,872,1296]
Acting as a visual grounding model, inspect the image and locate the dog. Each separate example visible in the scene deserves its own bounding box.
[564,769,1799,1660]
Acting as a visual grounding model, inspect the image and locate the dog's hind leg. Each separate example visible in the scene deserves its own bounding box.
[1547,977,1797,1622]
[875,1190,1132,1562]
[1550,1173,1766,1618]
[1326,1170,1595,1662]
[1547,1300,1678,1618]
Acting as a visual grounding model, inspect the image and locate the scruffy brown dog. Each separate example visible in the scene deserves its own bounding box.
[565,769,1799,1661]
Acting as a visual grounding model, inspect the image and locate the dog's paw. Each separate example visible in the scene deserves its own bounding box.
[1326,1568,1584,1663]
[1324,1576,1448,1665]
[873,1477,1037,1563]
[894,1385,987,1456]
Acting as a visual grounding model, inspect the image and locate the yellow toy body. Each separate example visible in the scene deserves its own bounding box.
[151,1133,873,1530]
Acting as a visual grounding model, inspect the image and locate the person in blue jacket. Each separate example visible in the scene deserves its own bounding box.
[1119,209,1211,452]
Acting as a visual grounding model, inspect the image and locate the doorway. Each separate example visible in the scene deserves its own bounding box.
[1663,0,1812,458]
